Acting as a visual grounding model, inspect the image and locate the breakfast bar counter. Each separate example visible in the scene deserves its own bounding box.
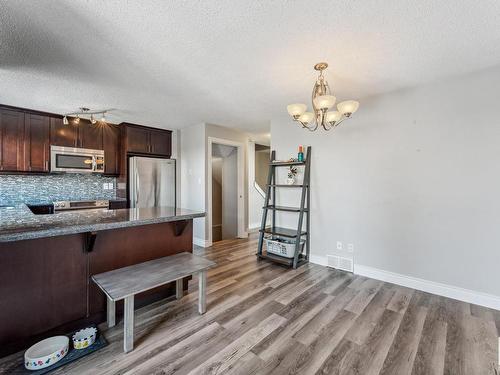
[0,205,204,242]
[0,205,205,356]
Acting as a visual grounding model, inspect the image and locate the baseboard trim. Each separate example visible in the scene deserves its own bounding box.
[355,264,500,311]
[309,254,328,267]
[193,237,211,248]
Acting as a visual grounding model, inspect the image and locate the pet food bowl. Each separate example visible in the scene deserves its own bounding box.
[24,336,69,370]
[72,327,97,350]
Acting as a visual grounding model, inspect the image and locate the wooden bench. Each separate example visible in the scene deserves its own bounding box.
[91,252,216,353]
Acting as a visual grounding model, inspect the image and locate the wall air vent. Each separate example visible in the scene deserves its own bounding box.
[327,254,354,273]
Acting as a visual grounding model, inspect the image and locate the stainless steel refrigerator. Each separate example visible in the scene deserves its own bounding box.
[128,157,176,208]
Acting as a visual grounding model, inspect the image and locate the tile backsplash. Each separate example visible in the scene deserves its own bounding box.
[0,174,117,205]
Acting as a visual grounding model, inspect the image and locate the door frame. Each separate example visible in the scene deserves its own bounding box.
[207,137,246,246]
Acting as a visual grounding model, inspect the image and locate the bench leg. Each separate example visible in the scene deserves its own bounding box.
[198,270,206,314]
[107,297,116,328]
[176,278,184,300]
[123,295,134,353]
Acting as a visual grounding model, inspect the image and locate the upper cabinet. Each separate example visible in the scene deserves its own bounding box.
[50,117,78,147]
[125,125,150,154]
[50,118,103,150]
[122,123,172,157]
[24,114,50,172]
[103,124,120,175]
[78,120,103,150]
[150,129,172,156]
[0,105,171,175]
[0,108,24,172]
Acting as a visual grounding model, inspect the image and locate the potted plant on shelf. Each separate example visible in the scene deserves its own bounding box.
[287,166,298,185]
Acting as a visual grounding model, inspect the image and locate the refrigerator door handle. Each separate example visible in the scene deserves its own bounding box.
[135,167,140,207]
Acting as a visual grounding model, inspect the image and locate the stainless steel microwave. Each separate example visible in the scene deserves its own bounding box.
[50,145,105,173]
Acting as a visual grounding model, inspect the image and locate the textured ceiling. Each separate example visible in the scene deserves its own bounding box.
[1,1,500,131]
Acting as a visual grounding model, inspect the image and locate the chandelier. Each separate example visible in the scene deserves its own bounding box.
[287,62,359,131]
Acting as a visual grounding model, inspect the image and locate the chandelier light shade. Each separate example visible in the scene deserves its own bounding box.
[287,62,359,131]
[337,100,359,117]
[287,103,307,119]
[313,95,336,110]
[298,112,314,125]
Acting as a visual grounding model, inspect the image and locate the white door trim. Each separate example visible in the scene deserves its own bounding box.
[207,137,247,246]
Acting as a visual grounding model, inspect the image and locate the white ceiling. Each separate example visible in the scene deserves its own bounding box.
[1,1,500,132]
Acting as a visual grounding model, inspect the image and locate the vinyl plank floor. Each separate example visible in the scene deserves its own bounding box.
[0,235,498,375]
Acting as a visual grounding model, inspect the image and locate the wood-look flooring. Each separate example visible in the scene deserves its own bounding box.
[1,236,499,374]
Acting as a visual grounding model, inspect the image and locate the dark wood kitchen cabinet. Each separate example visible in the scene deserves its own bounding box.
[24,113,50,172]
[50,117,78,147]
[0,235,87,354]
[0,108,24,172]
[50,117,103,150]
[103,123,120,175]
[122,123,172,157]
[150,128,172,156]
[78,120,103,150]
[124,124,150,153]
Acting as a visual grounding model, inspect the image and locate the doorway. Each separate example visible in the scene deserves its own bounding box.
[208,137,245,245]
[211,144,238,242]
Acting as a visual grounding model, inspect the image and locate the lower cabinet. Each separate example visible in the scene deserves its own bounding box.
[0,235,87,354]
[0,221,193,356]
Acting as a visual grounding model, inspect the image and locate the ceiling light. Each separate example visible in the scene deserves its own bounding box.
[287,62,360,131]
[100,113,106,123]
[90,114,97,124]
[74,116,80,124]
[63,116,69,125]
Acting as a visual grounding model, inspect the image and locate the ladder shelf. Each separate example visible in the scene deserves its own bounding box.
[256,147,311,269]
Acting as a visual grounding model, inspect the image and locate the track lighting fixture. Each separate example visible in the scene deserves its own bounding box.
[63,107,111,125]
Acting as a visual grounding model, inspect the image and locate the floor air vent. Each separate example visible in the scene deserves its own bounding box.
[327,255,354,273]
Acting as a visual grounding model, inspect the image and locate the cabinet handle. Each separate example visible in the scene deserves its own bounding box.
[45,160,48,170]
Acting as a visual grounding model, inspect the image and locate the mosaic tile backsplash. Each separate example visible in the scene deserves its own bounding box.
[0,174,117,205]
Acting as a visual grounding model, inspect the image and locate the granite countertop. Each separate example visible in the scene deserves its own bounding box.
[0,205,205,242]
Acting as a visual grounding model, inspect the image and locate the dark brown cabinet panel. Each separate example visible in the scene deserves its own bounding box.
[0,108,24,172]
[103,124,120,175]
[50,117,78,147]
[24,114,50,172]
[79,120,103,150]
[150,129,172,156]
[0,235,87,351]
[125,125,150,153]
[123,123,172,157]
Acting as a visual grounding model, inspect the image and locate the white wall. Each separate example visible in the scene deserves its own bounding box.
[180,123,206,245]
[271,66,500,304]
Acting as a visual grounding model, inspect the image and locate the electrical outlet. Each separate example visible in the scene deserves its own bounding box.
[336,241,343,250]
[347,243,354,253]
[103,183,108,190]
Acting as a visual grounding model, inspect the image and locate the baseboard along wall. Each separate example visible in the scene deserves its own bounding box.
[309,255,500,311]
